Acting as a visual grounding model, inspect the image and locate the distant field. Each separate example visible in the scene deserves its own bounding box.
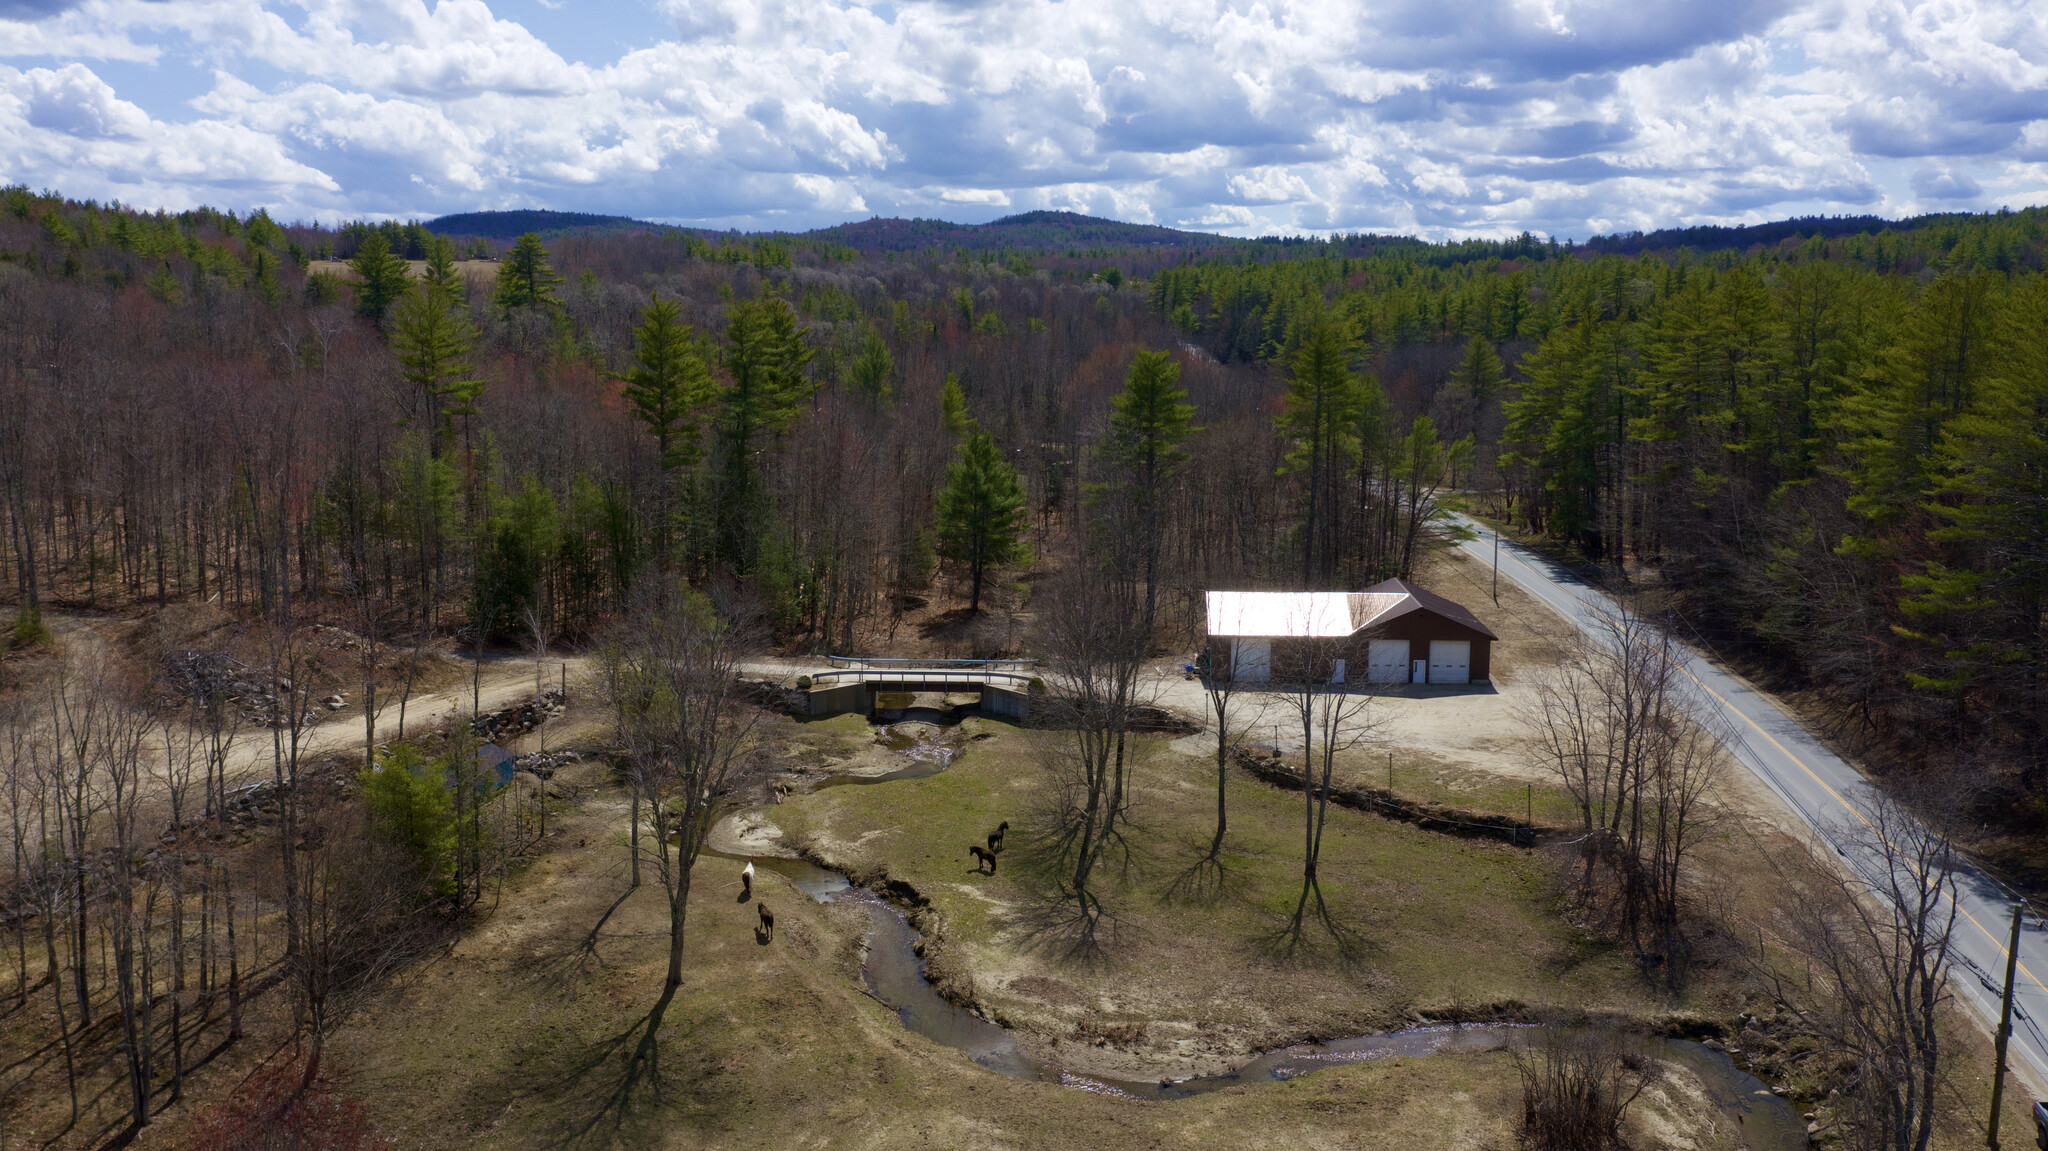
[306,258,498,281]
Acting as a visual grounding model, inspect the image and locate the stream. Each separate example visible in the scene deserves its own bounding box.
[717,718,1808,1146]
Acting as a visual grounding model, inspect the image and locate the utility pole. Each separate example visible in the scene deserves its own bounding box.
[1989,901,2023,1147]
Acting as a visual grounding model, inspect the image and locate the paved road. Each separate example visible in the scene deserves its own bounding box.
[1446,513,2048,1098]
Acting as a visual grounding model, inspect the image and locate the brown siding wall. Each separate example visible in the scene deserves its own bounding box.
[1365,614,1493,681]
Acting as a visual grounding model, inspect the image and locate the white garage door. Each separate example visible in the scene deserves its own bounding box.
[1367,639,1410,683]
[1233,638,1271,682]
[1428,640,1471,685]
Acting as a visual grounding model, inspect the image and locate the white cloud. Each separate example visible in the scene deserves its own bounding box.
[0,0,2042,235]
[21,63,152,137]
[935,187,1011,205]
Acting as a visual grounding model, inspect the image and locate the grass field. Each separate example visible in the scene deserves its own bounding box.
[72,688,2022,1150]
[306,258,499,281]
[303,718,1781,1151]
[768,715,1679,1082]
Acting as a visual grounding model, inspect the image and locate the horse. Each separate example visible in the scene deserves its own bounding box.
[757,902,775,941]
[986,821,1009,853]
[740,860,755,901]
[969,845,998,874]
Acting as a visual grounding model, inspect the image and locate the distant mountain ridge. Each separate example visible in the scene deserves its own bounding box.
[1578,213,1994,255]
[425,209,671,238]
[424,207,1234,251]
[425,205,2023,256]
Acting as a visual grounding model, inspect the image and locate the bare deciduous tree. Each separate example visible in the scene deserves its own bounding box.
[1030,566,1150,952]
[288,806,440,1101]
[1265,626,1378,958]
[1517,602,1724,971]
[591,588,761,1119]
[1168,650,1266,901]
[1758,796,1957,1151]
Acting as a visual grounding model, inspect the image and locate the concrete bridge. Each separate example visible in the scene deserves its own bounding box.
[806,658,1037,720]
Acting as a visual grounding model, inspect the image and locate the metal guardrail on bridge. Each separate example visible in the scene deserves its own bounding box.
[809,668,1037,690]
[825,655,1035,671]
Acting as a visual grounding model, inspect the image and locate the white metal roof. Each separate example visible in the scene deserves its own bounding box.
[1204,591,1408,638]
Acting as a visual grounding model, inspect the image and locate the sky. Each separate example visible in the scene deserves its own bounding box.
[2,0,2046,239]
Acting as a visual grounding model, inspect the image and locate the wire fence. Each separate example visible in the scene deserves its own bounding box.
[1232,748,1548,848]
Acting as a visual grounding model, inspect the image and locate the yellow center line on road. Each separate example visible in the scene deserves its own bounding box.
[1475,534,2048,1006]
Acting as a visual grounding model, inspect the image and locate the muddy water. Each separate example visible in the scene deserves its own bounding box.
[723,735,1806,1145]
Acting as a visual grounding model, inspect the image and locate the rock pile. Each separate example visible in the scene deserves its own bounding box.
[160,649,321,728]
[209,761,356,826]
[741,680,807,716]
[160,649,248,702]
[470,689,567,741]
[515,750,580,779]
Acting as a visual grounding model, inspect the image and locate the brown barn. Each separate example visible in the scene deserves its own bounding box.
[1203,579,1496,685]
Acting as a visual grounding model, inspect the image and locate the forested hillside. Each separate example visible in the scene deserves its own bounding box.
[1,186,2044,834]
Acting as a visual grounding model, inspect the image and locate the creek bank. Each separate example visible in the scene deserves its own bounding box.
[723,715,1801,1143]
[715,818,1801,1146]
[726,838,1803,1144]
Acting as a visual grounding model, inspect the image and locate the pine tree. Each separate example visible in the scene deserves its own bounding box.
[1105,350,1197,487]
[619,293,715,571]
[421,234,461,296]
[493,232,564,312]
[1843,272,1998,528]
[1902,273,2048,776]
[848,327,895,402]
[939,371,972,436]
[391,283,485,453]
[474,476,560,641]
[716,295,813,572]
[1450,333,1506,404]
[1278,319,1364,584]
[1499,303,1631,552]
[1102,349,1197,623]
[936,431,1029,614]
[350,231,412,321]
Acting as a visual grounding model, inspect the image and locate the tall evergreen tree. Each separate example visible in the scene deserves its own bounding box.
[421,234,462,297]
[350,231,412,322]
[619,293,715,571]
[716,295,812,572]
[1102,349,1197,624]
[1843,272,1998,529]
[1450,333,1506,404]
[391,283,485,454]
[493,232,564,312]
[1278,320,1364,585]
[937,431,1029,614]
[848,327,895,402]
[939,371,972,436]
[1904,273,2048,780]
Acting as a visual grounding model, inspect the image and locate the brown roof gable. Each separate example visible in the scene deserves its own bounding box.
[1359,578,1499,640]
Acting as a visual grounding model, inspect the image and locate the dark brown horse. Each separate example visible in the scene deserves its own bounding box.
[757,902,775,941]
[986,821,1009,853]
[969,845,997,874]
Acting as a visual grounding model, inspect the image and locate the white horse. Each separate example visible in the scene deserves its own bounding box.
[741,860,755,900]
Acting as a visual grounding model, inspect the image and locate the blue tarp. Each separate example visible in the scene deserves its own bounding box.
[476,743,516,788]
